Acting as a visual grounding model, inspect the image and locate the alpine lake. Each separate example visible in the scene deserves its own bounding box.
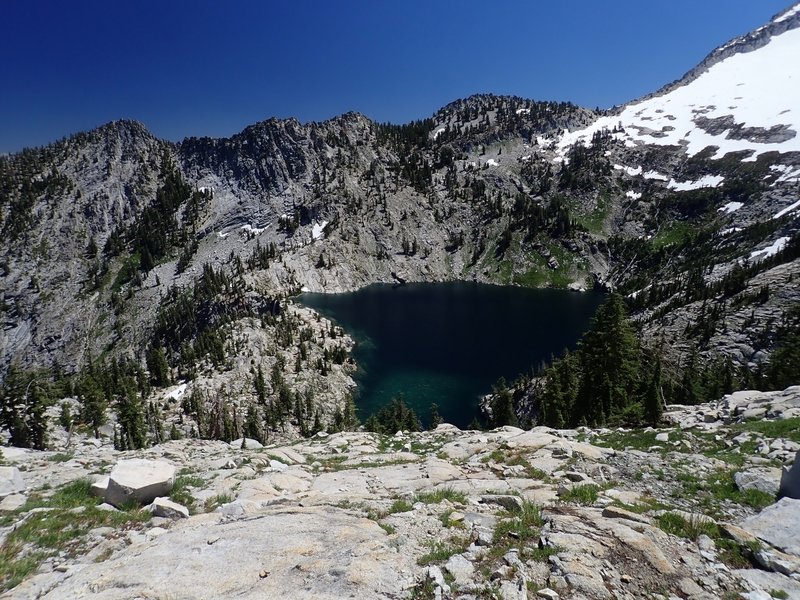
[298,281,604,428]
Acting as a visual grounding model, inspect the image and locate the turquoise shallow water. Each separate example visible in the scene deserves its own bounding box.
[299,281,603,428]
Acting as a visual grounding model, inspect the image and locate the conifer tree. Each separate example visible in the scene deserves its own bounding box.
[644,358,664,426]
[254,366,267,405]
[574,293,640,425]
[0,365,50,449]
[429,403,443,429]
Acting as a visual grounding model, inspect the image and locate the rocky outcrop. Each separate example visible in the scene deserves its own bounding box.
[1,391,798,598]
[41,507,417,600]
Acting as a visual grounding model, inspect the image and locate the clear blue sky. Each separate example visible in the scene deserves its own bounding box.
[1,0,793,153]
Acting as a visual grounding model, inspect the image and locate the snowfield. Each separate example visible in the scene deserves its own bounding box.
[558,26,800,160]
[719,201,744,214]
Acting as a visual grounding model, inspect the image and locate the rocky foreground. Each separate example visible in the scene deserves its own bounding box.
[1,388,799,600]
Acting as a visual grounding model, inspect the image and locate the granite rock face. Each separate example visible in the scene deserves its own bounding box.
[1,389,799,599]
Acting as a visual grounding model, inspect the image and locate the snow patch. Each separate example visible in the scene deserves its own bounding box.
[433,127,446,140]
[625,191,643,200]
[312,221,328,240]
[775,5,800,23]
[750,236,790,260]
[166,383,188,401]
[643,171,668,181]
[720,227,742,236]
[774,198,800,219]
[241,224,267,236]
[667,175,725,191]
[614,164,643,177]
[770,164,800,185]
[719,201,744,214]
[628,284,652,300]
[515,108,530,115]
[486,159,499,167]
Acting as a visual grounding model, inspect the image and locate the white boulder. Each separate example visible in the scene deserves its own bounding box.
[148,497,189,519]
[90,476,109,498]
[104,459,176,508]
[0,493,27,511]
[229,438,263,450]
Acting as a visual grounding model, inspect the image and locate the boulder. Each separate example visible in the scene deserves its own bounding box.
[444,554,474,586]
[148,497,189,519]
[229,438,263,450]
[735,468,781,496]
[778,450,800,500]
[479,494,524,512]
[0,466,25,498]
[0,493,27,511]
[499,578,528,600]
[90,476,109,498]
[601,505,652,525]
[104,459,176,508]
[735,569,800,600]
[740,497,800,556]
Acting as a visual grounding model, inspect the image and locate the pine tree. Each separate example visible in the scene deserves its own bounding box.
[254,366,267,405]
[146,346,172,387]
[117,383,147,449]
[574,293,640,425]
[429,403,443,429]
[78,368,107,438]
[490,388,518,428]
[342,394,359,430]
[0,365,50,449]
[677,351,704,405]
[644,358,664,426]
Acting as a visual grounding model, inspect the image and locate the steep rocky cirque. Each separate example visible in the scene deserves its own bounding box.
[2,6,800,380]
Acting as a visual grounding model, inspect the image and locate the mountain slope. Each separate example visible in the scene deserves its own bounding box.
[0,3,799,444]
[558,10,800,161]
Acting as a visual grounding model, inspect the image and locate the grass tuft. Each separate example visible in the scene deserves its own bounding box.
[559,484,599,505]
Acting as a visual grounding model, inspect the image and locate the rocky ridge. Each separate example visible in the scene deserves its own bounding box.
[1,387,798,599]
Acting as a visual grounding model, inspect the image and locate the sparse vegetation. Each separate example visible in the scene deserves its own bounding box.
[0,479,150,592]
[558,484,599,505]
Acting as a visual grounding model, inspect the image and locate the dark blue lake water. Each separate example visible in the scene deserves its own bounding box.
[299,282,603,428]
